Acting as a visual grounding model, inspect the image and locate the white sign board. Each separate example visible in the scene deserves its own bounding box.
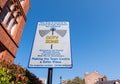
[29,22,72,68]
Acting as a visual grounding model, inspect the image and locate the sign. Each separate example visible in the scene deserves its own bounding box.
[29,22,72,68]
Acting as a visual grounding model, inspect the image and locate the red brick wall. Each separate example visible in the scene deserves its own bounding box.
[85,72,107,84]
[0,25,17,57]
[22,0,30,15]
[13,16,26,45]
[0,0,7,8]
[0,0,30,63]
[0,50,14,63]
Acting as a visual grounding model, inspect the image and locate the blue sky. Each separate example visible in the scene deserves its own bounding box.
[15,0,120,84]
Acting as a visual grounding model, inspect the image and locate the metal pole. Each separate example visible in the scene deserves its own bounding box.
[47,68,53,84]
[60,76,62,84]
[47,28,55,84]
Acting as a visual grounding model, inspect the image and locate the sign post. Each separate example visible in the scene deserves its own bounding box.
[47,68,53,84]
[29,22,72,84]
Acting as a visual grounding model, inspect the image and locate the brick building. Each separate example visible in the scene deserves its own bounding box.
[85,71,107,84]
[96,80,120,84]
[0,0,30,63]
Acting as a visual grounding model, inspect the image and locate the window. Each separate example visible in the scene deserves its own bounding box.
[19,0,24,5]
[9,10,19,35]
[114,81,120,84]
[19,0,24,2]
[11,21,17,35]
[0,1,20,36]
[7,1,12,8]
[16,15,19,22]
[0,7,9,21]
[6,15,14,27]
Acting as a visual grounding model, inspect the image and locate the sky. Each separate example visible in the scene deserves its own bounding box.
[15,0,120,84]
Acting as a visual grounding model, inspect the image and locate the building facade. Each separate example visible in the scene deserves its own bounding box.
[96,80,120,84]
[0,0,30,63]
[85,71,107,84]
